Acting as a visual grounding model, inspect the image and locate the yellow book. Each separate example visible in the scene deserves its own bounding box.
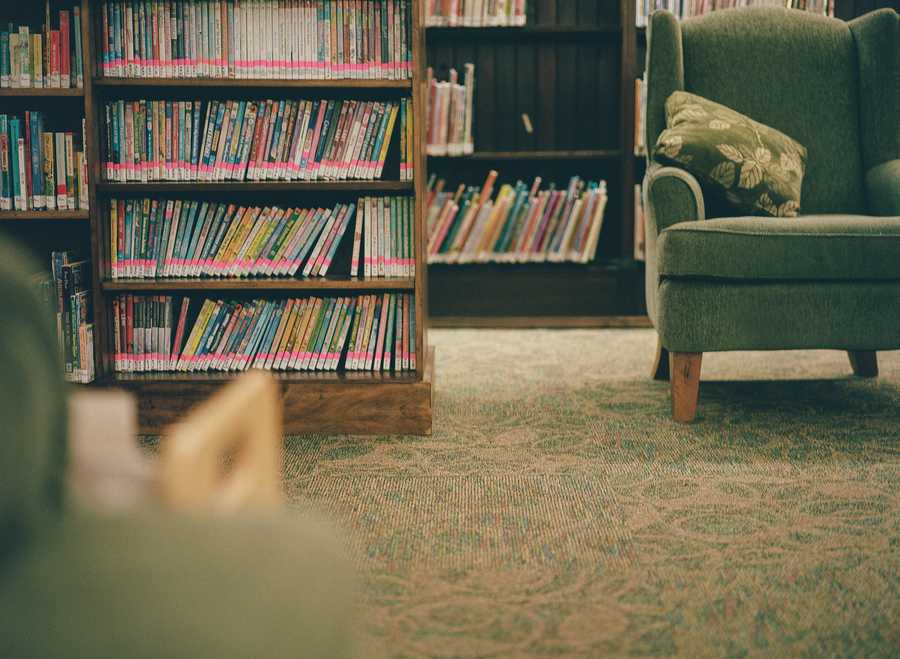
[177,299,216,371]
[374,103,400,179]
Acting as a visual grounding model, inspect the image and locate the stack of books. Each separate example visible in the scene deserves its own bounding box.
[427,171,608,264]
[0,5,84,89]
[636,0,836,27]
[50,252,94,383]
[425,0,527,26]
[112,292,416,373]
[106,195,414,280]
[0,113,88,212]
[102,98,408,183]
[99,0,413,80]
[426,64,475,156]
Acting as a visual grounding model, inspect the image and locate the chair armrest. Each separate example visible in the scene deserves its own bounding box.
[67,390,157,512]
[866,160,900,216]
[643,165,706,326]
[159,371,284,513]
[644,164,706,234]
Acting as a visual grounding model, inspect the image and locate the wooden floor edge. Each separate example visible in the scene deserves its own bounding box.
[113,347,435,437]
[430,316,652,329]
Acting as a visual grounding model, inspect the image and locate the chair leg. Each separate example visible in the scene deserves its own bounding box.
[848,351,878,378]
[670,352,702,423]
[651,338,670,381]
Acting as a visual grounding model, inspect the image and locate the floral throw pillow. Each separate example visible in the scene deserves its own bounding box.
[652,91,807,217]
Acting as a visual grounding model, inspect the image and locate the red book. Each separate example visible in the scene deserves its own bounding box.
[170,297,191,370]
[59,11,71,88]
[50,31,60,88]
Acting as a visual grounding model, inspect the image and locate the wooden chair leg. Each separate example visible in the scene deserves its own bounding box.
[848,351,878,378]
[670,352,702,423]
[651,338,670,381]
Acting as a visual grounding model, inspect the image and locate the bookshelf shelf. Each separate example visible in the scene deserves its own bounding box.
[0,210,90,221]
[428,149,623,161]
[102,346,434,435]
[0,88,85,97]
[93,77,413,90]
[95,181,414,194]
[426,25,621,38]
[102,277,416,292]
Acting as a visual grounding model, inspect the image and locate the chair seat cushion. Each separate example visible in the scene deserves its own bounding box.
[658,214,900,281]
[0,512,355,659]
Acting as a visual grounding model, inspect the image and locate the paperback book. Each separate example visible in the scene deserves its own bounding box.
[0,113,89,212]
[426,170,608,264]
[425,0,527,26]
[102,97,408,182]
[0,3,84,89]
[49,251,95,383]
[99,0,413,80]
[111,292,416,373]
[106,195,414,280]
[636,0,835,27]
[426,64,475,156]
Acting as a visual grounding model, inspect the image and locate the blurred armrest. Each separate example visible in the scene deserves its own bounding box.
[159,371,284,513]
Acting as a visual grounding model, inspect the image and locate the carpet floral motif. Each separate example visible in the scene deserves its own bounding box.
[285,329,900,657]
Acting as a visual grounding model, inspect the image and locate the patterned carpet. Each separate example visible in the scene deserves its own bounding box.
[283,329,900,658]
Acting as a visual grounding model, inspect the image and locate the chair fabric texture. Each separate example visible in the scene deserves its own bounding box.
[644,7,900,355]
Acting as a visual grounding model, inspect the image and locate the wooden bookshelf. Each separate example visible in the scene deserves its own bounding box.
[0,210,90,220]
[428,149,623,160]
[102,277,417,292]
[93,77,413,90]
[95,181,414,194]
[34,0,433,435]
[425,0,645,323]
[0,87,85,97]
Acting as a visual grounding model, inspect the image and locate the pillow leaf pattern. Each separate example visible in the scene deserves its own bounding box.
[652,91,807,218]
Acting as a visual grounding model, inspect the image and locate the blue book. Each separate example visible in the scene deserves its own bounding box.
[28,112,44,209]
[73,7,83,87]
[320,203,356,276]
[190,101,203,176]
[0,32,9,87]
[313,101,337,169]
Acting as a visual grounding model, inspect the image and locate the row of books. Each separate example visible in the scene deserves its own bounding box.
[0,113,88,212]
[103,98,409,183]
[426,171,608,264]
[48,252,95,383]
[112,292,416,373]
[0,7,84,89]
[425,0,527,27]
[100,0,412,80]
[426,64,475,157]
[636,0,836,26]
[107,195,415,280]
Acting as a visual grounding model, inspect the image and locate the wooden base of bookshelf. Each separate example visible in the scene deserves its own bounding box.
[430,316,651,329]
[102,347,434,436]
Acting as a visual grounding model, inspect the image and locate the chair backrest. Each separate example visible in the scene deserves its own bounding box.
[646,7,898,216]
[0,239,68,561]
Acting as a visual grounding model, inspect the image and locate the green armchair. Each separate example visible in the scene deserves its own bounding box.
[0,239,355,658]
[643,7,900,422]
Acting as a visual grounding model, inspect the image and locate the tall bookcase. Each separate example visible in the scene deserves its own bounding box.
[64,0,431,435]
[425,0,646,325]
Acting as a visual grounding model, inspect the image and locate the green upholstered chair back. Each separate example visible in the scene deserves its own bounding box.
[0,239,68,561]
[646,7,899,217]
